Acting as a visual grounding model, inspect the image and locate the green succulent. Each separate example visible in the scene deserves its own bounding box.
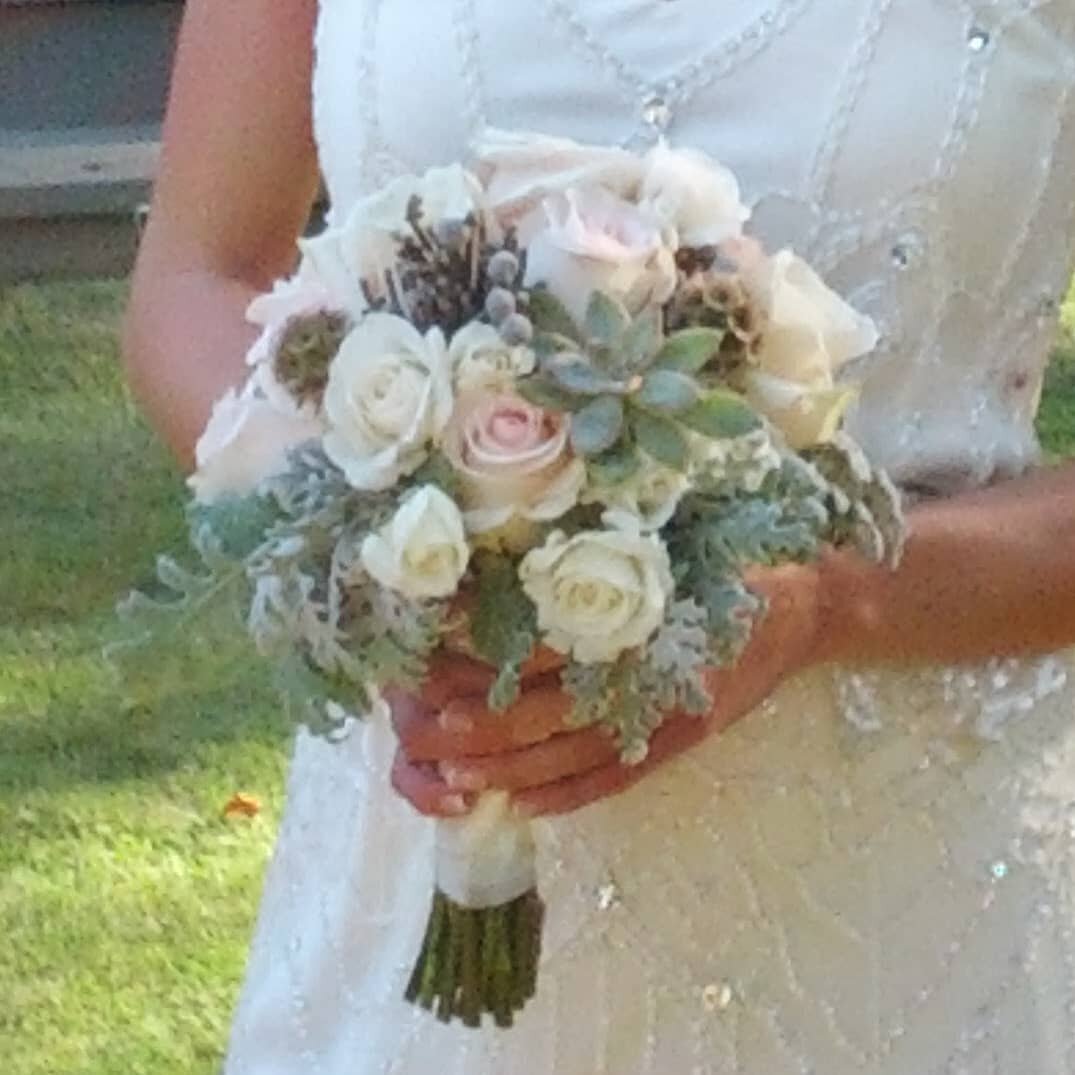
[517,288,761,484]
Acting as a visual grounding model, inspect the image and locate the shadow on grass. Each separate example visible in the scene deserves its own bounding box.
[0,617,296,796]
[0,280,297,796]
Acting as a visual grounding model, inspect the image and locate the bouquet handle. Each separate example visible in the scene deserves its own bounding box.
[405,792,545,1027]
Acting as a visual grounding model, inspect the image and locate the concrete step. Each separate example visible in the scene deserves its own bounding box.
[0,0,181,281]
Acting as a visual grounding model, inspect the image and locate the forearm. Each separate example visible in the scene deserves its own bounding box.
[123,264,260,470]
[816,461,1075,666]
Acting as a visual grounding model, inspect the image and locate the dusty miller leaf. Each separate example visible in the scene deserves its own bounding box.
[469,552,538,711]
[561,600,714,762]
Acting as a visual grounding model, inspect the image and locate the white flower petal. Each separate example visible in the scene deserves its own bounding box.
[641,142,751,247]
[362,486,470,600]
[519,526,673,663]
[188,385,321,505]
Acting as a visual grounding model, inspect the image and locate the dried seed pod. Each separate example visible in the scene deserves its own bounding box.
[487,250,521,287]
[500,313,534,346]
[273,310,351,406]
[485,287,518,325]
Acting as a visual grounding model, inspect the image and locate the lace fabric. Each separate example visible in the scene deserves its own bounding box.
[225,3,1075,1072]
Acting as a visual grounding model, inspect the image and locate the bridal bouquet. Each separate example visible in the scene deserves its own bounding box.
[118,131,903,1029]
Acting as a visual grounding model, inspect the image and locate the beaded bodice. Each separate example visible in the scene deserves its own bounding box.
[224,5,1075,1073]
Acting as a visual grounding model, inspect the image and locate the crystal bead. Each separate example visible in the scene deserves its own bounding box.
[641,94,673,132]
[967,28,990,53]
[991,860,1010,881]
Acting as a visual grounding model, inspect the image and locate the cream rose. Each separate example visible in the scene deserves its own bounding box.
[445,390,585,533]
[449,321,535,394]
[360,486,470,601]
[322,313,453,490]
[741,250,878,448]
[524,187,678,325]
[641,142,751,247]
[587,459,690,532]
[188,381,323,505]
[743,373,859,452]
[475,128,643,234]
[519,522,674,663]
[300,164,483,316]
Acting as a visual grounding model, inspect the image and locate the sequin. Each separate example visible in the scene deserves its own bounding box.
[967,28,991,52]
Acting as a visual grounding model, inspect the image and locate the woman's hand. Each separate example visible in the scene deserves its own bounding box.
[388,561,823,819]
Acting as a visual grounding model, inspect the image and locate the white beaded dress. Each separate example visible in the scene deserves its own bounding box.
[224,2,1075,1072]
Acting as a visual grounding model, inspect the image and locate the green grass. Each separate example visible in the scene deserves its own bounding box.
[1,278,1074,1075]
[0,281,293,1075]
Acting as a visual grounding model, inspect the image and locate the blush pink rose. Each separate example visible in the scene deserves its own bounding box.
[524,187,678,325]
[445,391,585,533]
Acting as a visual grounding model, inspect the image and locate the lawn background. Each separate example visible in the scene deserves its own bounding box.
[1,279,1074,1075]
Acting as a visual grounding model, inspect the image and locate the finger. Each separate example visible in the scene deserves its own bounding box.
[440,725,618,793]
[519,645,565,681]
[391,679,573,763]
[422,645,563,706]
[418,652,495,709]
[390,751,473,819]
[513,713,711,817]
[433,679,573,758]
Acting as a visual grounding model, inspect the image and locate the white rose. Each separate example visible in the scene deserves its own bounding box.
[742,372,859,451]
[586,459,690,532]
[519,521,674,663]
[474,128,643,235]
[322,313,453,490]
[245,264,341,366]
[360,486,470,600]
[449,321,535,394]
[188,380,322,505]
[299,164,483,316]
[243,266,349,414]
[444,389,585,533]
[524,187,678,325]
[641,142,751,247]
[742,250,877,448]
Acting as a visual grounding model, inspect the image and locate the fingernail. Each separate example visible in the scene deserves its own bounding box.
[442,766,487,792]
[438,706,474,733]
[441,794,470,816]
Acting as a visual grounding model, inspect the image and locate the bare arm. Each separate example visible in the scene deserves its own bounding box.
[816,459,1075,664]
[123,0,321,468]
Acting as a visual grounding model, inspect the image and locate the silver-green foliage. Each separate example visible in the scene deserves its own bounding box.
[563,599,712,763]
[115,445,448,735]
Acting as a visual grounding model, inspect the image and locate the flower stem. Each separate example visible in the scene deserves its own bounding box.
[404,888,545,1029]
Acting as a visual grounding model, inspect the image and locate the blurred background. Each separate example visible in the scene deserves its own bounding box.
[1,3,1074,1073]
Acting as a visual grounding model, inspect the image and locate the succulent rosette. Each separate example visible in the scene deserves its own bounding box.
[125,130,904,1032]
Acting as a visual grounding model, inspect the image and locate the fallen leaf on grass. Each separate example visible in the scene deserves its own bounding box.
[222,793,262,820]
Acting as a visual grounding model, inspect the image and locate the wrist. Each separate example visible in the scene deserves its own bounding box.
[809,544,888,667]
